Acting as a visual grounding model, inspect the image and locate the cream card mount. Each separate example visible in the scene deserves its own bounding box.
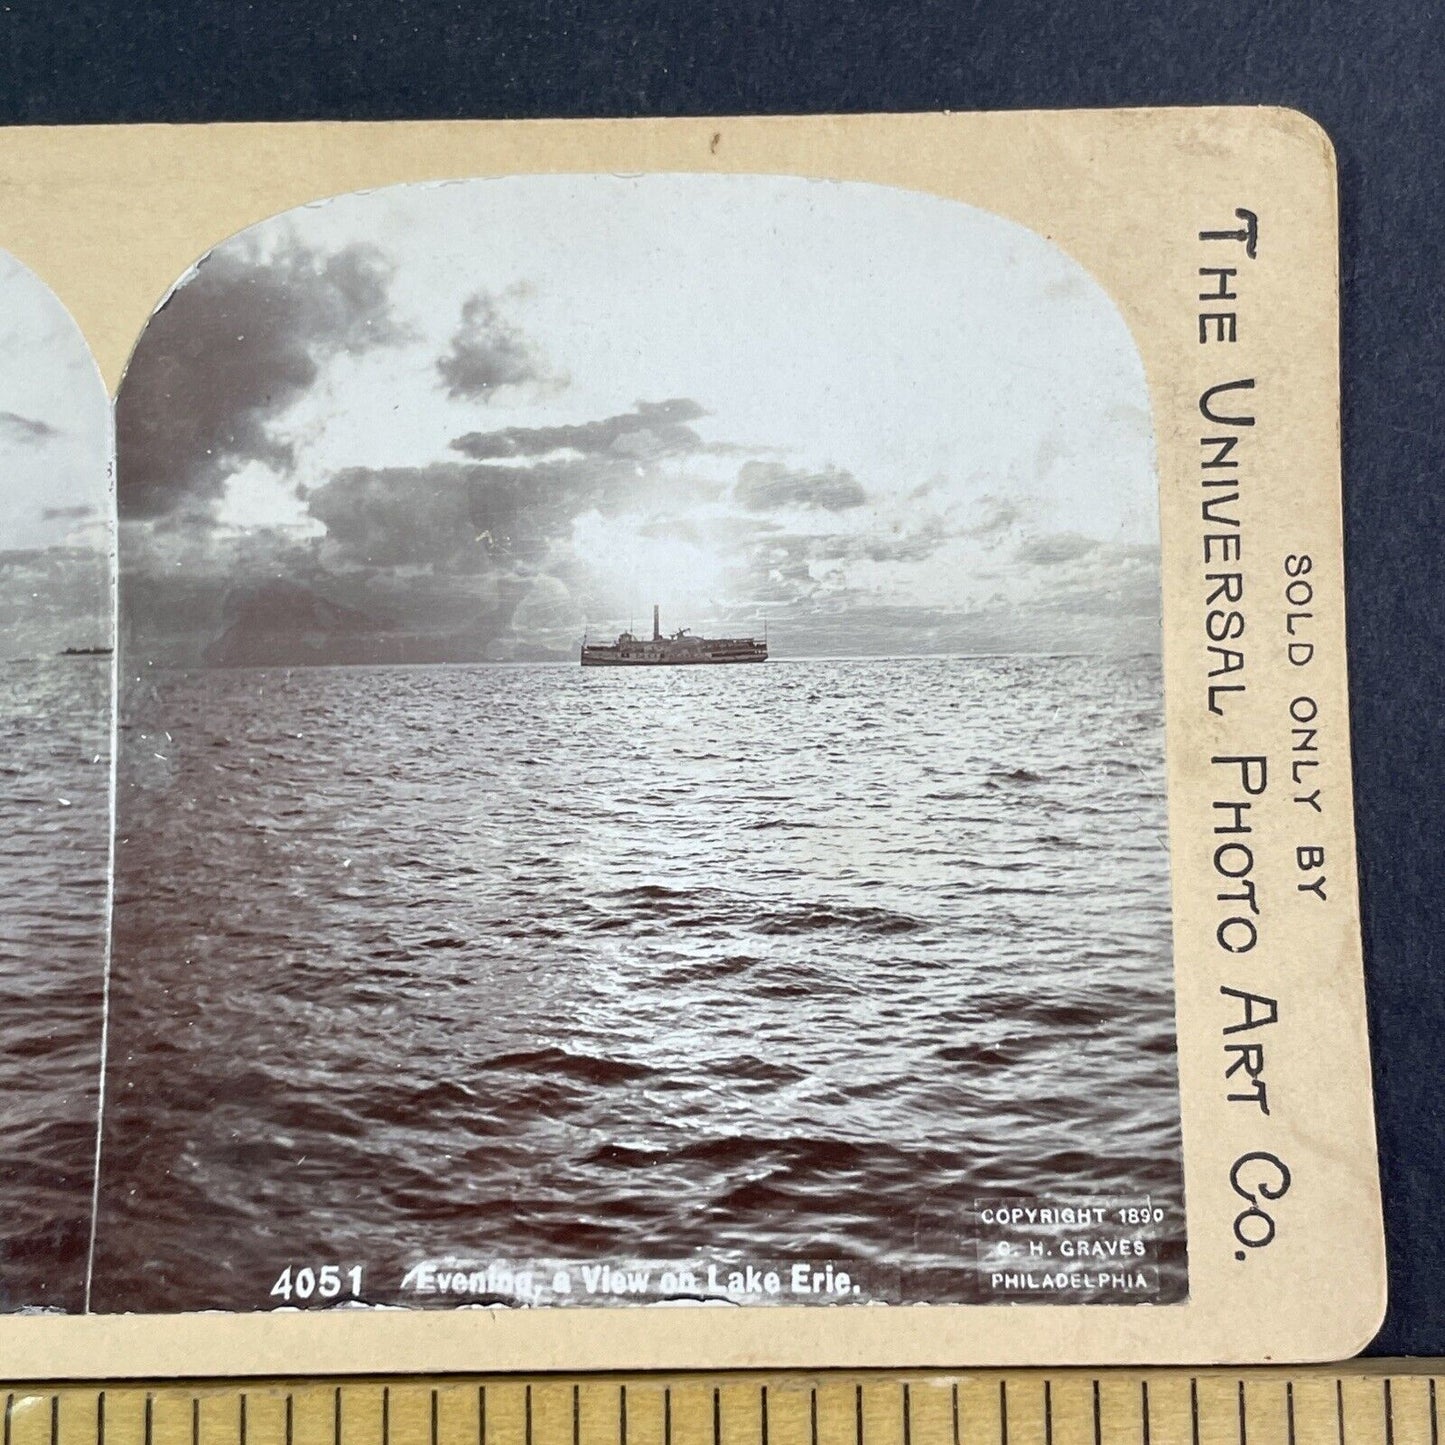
[0,108,1379,1374]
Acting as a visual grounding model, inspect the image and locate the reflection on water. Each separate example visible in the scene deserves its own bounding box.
[0,657,110,1311]
[94,654,1185,1312]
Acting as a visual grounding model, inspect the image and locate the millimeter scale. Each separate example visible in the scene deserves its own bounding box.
[1,1367,1440,1445]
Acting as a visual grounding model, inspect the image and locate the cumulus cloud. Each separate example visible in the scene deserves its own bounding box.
[735,461,867,512]
[437,290,557,402]
[297,399,742,581]
[306,449,714,578]
[307,463,501,574]
[0,410,58,443]
[452,398,710,462]
[116,239,408,521]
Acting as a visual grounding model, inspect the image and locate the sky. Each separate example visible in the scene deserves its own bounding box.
[116,174,1161,666]
[0,253,112,659]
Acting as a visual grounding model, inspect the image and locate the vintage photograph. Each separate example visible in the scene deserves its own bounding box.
[92,173,1186,1312]
[0,250,113,1311]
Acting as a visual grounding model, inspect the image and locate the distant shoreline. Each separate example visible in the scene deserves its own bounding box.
[2,649,112,664]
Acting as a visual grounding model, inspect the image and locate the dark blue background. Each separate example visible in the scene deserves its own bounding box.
[1,0,1439,1357]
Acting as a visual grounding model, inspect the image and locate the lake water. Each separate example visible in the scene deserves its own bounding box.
[0,657,110,1312]
[91,654,1186,1312]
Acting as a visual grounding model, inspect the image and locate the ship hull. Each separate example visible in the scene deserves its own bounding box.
[580,649,767,666]
[581,607,767,666]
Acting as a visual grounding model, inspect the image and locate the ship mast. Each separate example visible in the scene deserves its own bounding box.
[652,603,661,642]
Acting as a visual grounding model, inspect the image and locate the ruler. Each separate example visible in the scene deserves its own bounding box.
[0,1368,1438,1445]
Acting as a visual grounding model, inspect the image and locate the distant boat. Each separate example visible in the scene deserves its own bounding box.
[58,646,112,657]
[581,605,767,667]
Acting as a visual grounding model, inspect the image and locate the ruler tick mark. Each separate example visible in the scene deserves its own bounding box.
[572,1386,580,1445]
[1336,1378,1345,1445]
[239,1396,247,1445]
[664,1390,671,1445]
[51,1394,58,1445]
[1044,1380,1054,1445]
[334,1388,341,1445]
[1430,1378,1439,1445]
[432,1390,439,1445]
[144,1396,153,1445]
[191,1397,199,1445]
[1140,1380,1150,1445]
[1190,1378,1199,1445]
[1238,1379,1247,1445]
[1385,1378,1395,1445]
[999,1381,1008,1445]
[526,1386,533,1445]
[383,1388,390,1445]
[1286,1382,1295,1445]
[1092,1380,1101,1445]
[950,1384,959,1445]
[478,1386,486,1445]
[810,1390,818,1445]
[286,1396,294,1445]
[901,1385,909,1445]
[714,1389,722,1445]
[3,1393,10,1445]
[620,1385,628,1445]
[758,1386,766,1445]
[97,1392,105,1445]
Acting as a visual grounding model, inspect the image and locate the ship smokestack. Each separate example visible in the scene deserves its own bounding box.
[653,604,660,641]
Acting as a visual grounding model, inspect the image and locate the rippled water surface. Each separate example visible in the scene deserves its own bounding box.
[0,658,110,1311]
[94,655,1185,1311]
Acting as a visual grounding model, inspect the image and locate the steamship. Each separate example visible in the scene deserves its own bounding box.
[580,606,768,667]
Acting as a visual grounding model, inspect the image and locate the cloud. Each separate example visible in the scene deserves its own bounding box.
[1030,541,1161,620]
[811,517,950,565]
[0,410,59,443]
[964,495,1021,538]
[1014,532,1100,565]
[116,238,409,521]
[437,290,558,402]
[735,461,867,512]
[41,504,95,521]
[307,463,499,573]
[452,399,710,462]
